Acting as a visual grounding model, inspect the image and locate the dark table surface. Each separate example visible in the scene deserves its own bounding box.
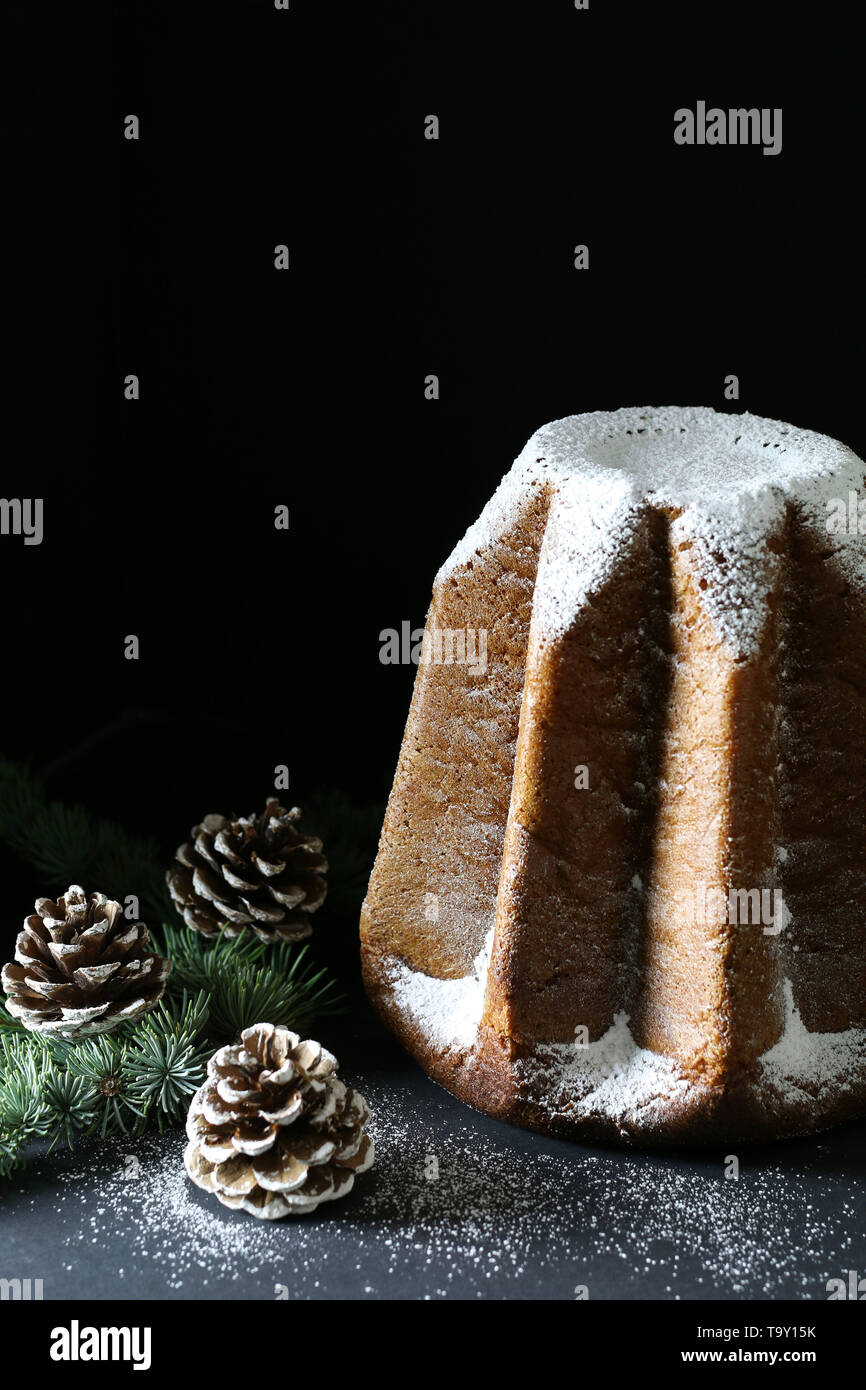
[4,1020,865,1301]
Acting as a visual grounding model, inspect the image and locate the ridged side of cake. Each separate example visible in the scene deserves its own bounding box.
[361,407,866,1144]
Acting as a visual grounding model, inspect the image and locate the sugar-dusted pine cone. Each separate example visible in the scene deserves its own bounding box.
[166,800,328,944]
[184,1023,374,1218]
[1,885,170,1040]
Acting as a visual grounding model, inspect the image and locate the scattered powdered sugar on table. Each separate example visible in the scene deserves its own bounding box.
[14,1068,861,1300]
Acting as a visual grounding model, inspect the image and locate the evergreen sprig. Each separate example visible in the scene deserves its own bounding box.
[41,1070,102,1151]
[0,757,173,923]
[122,994,213,1130]
[304,789,385,911]
[0,929,347,1172]
[0,1031,51,1176]
[61,1035,141,1137]
[0,758,378,1180]
[157,923,343,1041]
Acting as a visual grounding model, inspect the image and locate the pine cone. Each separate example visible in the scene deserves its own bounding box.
[166,800,327,944]
[184,1023,374,1218]
[1,885,170,1040]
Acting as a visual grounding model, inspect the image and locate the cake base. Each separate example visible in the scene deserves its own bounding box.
[364,951,866,1147]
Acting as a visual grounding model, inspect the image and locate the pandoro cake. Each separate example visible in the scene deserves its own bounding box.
[361,406,866,1144]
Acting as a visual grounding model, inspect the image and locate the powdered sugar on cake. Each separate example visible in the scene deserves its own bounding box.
[760,980,866,1104]
[388,927,495,1052]
[440,405,866,660]
[384,943,691,1127]
[518,1014,692,1127]
[384,954,866,1130]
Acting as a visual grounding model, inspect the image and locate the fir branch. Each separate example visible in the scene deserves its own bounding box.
[59,1036,141,1138]
[0,756,171,922]
[1,932,345,1175]
[304,789,384,911]
[158,922,344,1040]
[0,760,46,861]
[0,1135,23,1181]
[0,761,370,1180]
[0,1034,51,1176]
[122,994,211,1129]
[40,1070,101,1152]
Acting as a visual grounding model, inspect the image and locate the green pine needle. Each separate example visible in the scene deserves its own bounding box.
[304,788,384,909]
[0,758,371,1179]
[122,993,212,1129]
[0,756,171,922]
[0,1035,51,1175]
[40,1071,101,1152]
[157,923,344,1040]
[58,1035,141,1138]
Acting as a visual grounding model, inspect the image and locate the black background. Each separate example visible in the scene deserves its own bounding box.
[4,0,866,1310]
[4,0,864,894]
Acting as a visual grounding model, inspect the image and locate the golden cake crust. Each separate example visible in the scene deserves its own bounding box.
[361,407,866,1146]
